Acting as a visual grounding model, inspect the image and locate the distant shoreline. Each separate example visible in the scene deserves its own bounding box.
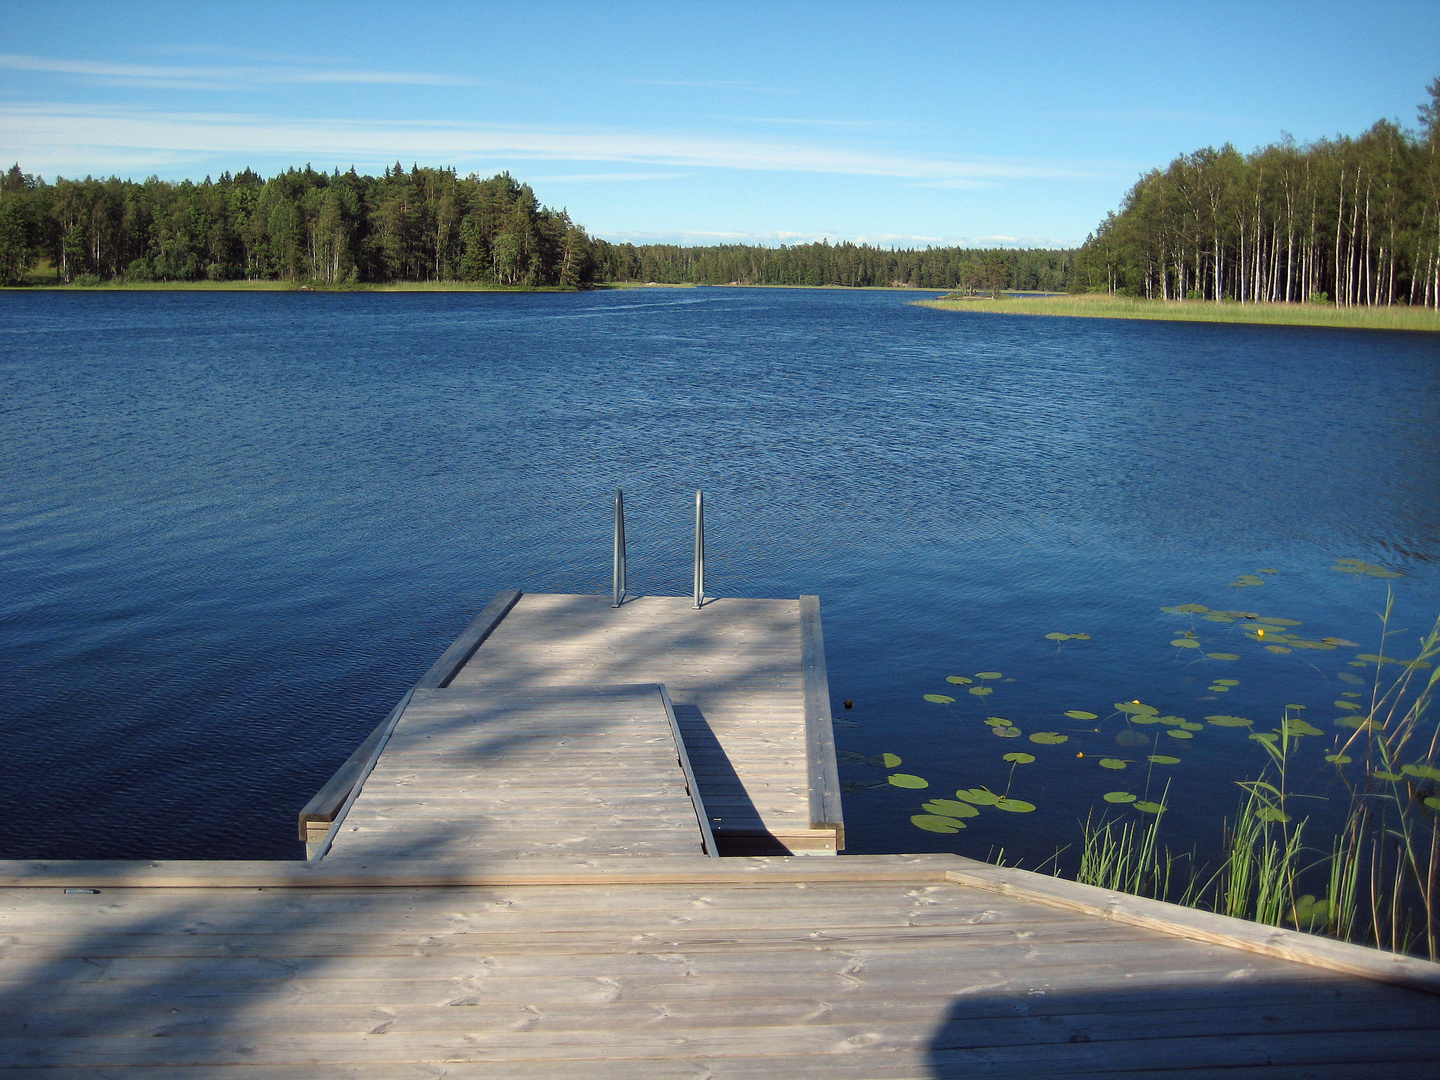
[1,280,938,294]
[917,293,1440,333]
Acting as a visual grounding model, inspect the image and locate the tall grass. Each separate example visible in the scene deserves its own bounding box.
[1071,601,1440,959]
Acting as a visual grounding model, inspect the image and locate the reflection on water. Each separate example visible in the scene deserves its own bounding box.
[1,288,1437,861]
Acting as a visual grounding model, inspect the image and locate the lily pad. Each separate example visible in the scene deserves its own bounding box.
[1214,679,1240,687]
[1003,752,1036,764]
[1265,645,1293,654]
[1282,719,1325,737]
[923,694,955,704]
[1206,653,1241,660]
[887,773,929,789]
[1335,716,1379,730]
[1203,613,1235,622]
[945,675,973,685]
[1206,685,1230,693]
[1116,702,1159,716]
[1401,763,1440,781]
[1325,754,1353,764]
[882,753,902,768]
[992,726,1022,738]
[975,671,1003,680]
[1103,791,1138,804]
[1372,770,1405,782]
[1158,715,1186,726]
[1175,603,1210,613]
[1133,801,1167,814]
[1287,704,1306,710]
[1115,730,1150,747]
[1323,638,1359,647]
[1256,617,1302,627]
[954,787,1001,805]
[1425,797,1440,811]
[968,686,994,697]
[1334,701,1362,711]
[1179,721,1204,731]
[1171,638,1202,649]
[1044,632,1068,641]
[1249,732,1279,745]
[1337,672,1366,685]
[1166,730,1194,740]
[1148,755,1181,765]
[1206,715,1252,727]
[1341,691,1362,698]
[1098,758,1127,770]
[1230,575,1266,587]
[922,799,980,818]
[911,814,965,833]
[1029,732,1069,745]
[994,798,1036,813]
[1064,710,1098,720]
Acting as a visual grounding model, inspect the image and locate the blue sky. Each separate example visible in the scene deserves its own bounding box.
[2,1,1438,248]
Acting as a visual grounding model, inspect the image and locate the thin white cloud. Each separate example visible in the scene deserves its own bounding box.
[0,103,1101,183]
[0,53,470,88]
[533,171,691,183]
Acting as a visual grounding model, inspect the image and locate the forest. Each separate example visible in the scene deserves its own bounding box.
[0,160,1071,292]
[1073,77,1440,307]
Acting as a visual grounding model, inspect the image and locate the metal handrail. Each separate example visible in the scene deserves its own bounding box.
[611,488,627,607]
[693,489,705,608]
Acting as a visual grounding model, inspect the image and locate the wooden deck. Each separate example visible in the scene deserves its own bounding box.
[1,854,1437,1076]
[326,684,715,860]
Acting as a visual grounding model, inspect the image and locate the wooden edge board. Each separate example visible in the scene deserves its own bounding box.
[800,594,844,848]
[414,588,524,690]
[296,689,411,841]
[0,853,960,888]
[657,684,720,858]
[305,687,415,860]
[942,859,1440,997]
[295,589,522,841]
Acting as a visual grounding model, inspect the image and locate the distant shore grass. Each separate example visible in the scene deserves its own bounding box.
[917,292,1440,333]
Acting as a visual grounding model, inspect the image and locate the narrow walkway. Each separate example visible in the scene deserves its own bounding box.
[446,593,838,852]
[327,684,711,860]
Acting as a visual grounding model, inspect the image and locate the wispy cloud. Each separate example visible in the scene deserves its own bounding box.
[0,103,1103,184]
[0,53,470,90]
[532,171,691,183]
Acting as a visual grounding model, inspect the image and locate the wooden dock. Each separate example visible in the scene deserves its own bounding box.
[5,588,1439,1075]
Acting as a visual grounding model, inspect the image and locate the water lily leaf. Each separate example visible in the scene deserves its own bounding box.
[923,694,955,704]
[1265,645,1293,654]
[975,671,1003,680]
[837,750,869,764]
[1287,703,1306,710]
[911,814,964,833]
[1206,715,1252,727]
[887,773,929,789]
[1255,806,1291,823]
[1206,685,1230,692]
[1115,730,1150,747]
[1130,714,1162,725]
[945,675,973,685]
[1003,752,1036,764]
[1098,758,1127,770]
[968,686,994,696]
[994,798,1036,813]
[1249,732,1279,745]
[1258,568,1278,574]
[1206,652,1241,660]
[1065,710,1098,720]
[1325,754,1353,764]
[1116,702,1159,716]
[1334,701,1362,711]
[882,753,902,768]
[922,799,979,818]
[1426,797,1440,811]
[954,787,1001,805]
[1133,801,1167,814]
[1072,633,1092,640]
[1175,603,1210,613]
[1148,755,1181,765]
[1103,791,1138,804]
[1044,632,1068,641]
[1372,770,1405,782]
[1256,617,1302,627]
[1335,716,1379,730]
[992,726,1022,738]
[1179,721,1204,731]
[1230,575,1265,587]
[1290,640,1337,650]
[1333,560,1402,578]
[1203,613,1235,622]
[1171,638,1202,649]
[1401,763,1440,781]
[1348,660,1369,667]
[1214,679,1240,687]
[1167,730,1194,740]
[1158,715,1186,726]
[1336,672,1366,685]
[1029,732,1069,744]
[1341,691,1362,698]
[1323,638,1359,647]
[1282,719,1325,737]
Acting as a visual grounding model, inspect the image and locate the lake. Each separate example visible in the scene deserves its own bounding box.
[2,286,1437,867]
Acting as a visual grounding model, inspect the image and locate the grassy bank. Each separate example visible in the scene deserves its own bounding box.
[917,292,1440,333]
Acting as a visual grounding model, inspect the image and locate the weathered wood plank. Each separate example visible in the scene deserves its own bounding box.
[800,594,843,848]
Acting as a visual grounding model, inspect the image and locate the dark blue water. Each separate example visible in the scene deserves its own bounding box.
[2,288,1437,865]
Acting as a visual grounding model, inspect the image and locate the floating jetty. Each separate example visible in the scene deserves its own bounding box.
[3,588,1439,1076]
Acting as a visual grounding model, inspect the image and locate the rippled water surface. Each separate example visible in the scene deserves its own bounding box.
[2,288,1438,862]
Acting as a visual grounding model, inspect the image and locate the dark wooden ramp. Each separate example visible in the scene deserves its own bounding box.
[325,684,713,860]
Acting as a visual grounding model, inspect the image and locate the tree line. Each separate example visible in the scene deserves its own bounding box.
[0,160,1074,292]
[1074,77,1440,307]
[0,164,594,287]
